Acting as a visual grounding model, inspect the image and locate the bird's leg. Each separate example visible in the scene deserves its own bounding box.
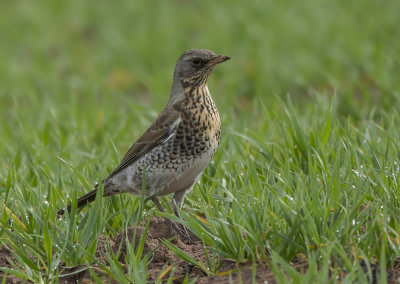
[171,199,192,241]
[151,197,193,242]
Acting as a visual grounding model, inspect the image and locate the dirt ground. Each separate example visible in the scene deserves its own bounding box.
[1,218,400,283]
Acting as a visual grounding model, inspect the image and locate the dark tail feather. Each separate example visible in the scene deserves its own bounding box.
[57,184,99,215]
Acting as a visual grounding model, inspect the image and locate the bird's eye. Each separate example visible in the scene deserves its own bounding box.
[191,58,203,67]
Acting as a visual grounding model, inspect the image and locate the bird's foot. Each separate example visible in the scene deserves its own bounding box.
[165,218,195,244]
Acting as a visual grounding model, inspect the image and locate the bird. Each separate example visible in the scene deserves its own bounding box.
[57,49,230,239]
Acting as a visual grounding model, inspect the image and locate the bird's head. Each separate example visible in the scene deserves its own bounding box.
[168,49,230,104]
[174,49,230,89]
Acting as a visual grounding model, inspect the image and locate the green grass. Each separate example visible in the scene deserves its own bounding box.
[1,0,400,282]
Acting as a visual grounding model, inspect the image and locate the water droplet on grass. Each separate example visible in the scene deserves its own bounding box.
[222,178,227,188]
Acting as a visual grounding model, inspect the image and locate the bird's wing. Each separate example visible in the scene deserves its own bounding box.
[104,105,181,182]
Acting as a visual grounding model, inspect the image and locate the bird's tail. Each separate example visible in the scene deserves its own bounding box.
[57,184,99,215]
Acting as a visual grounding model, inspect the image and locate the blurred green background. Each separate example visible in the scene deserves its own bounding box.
[1,0,399,116]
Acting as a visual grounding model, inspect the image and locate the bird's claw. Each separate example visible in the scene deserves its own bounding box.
[165,218,195,244]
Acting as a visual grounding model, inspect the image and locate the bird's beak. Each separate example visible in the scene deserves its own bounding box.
[210,54,231,66]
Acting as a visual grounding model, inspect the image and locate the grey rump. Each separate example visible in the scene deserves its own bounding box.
[58,49,230,217]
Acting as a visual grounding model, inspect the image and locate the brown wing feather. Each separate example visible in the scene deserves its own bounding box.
[57,106,180,215]
[103,105,180,182]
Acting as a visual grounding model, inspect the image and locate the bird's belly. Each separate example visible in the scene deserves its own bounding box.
[157,148,215,196]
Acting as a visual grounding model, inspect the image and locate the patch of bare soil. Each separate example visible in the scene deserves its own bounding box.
[0,246,23,284]
[112,217,278,283]
[116,218,204,282]
[388,258,400,284]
